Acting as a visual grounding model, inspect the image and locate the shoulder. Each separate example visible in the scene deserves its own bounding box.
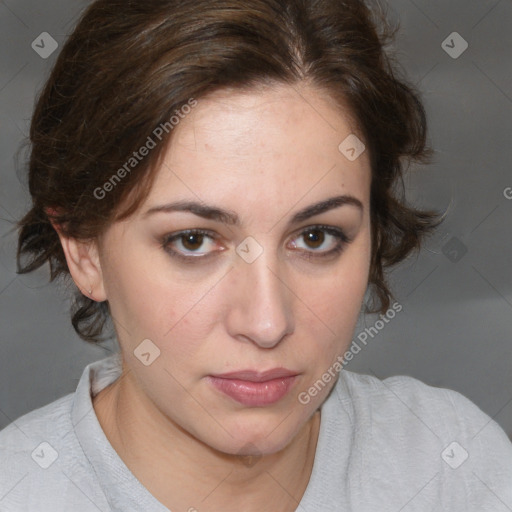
[0,393,77,477]
[337,369,512,445]
[0,391,112,511]
[333,370,512,509]
[0,357,119,511]
[338,370,509,440]
[0,394,76,506]
[0,392,75,454]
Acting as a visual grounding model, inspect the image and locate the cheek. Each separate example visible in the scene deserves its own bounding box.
[313,239,370,313]
[105,260,226,374]
[300,241,370,352]
[101,248,197,345]
[311,261,368,316]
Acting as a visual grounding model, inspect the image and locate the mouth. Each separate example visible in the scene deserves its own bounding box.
[207,368,300,406]
[211,368,299,382]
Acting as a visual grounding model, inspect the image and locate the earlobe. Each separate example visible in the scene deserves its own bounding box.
[46,209,107,302]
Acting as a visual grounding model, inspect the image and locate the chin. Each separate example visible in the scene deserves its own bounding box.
[203,412,307,458]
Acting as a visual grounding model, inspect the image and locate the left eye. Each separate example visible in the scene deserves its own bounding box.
[290,227,347,254]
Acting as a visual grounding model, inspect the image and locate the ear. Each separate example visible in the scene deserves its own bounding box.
[46,208,107,302]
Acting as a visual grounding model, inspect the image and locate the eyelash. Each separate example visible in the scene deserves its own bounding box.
[160,225,352,264]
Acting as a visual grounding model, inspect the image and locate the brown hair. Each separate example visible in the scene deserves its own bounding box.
[16,0,440,344]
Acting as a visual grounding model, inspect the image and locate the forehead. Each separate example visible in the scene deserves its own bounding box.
[143,83,371,214]
[172,83,361,155]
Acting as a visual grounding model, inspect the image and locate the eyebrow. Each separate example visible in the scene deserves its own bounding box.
[143,195,363,227]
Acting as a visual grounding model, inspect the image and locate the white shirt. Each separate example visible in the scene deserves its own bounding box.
[1,353,511,511]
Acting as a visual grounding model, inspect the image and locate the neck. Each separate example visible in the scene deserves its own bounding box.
[93,366,321,512]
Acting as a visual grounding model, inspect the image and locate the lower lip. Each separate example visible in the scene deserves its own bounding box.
[207,375,298,406]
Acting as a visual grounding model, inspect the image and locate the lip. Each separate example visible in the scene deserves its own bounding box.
[211,368,299,382]
[207,368,299,407]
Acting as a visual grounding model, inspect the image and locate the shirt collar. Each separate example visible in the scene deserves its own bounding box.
[71,353,170,511]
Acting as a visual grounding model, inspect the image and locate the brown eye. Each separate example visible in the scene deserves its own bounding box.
[181,233,205,251]
[162,229,219,262]
[303,229,325,249]
[162,225,351,264]
[290,225,350,259]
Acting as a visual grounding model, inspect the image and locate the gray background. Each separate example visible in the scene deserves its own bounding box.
[0,0,511,438]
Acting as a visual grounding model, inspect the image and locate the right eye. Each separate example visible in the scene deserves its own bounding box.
[161,229,223,262]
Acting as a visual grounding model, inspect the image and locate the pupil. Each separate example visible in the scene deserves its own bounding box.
[183,234,203,251]
[306,230,324,249]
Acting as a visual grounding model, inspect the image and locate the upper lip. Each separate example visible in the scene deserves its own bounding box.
[211,368,299,382]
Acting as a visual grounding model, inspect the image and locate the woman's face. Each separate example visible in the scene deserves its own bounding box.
[95,83,372,455]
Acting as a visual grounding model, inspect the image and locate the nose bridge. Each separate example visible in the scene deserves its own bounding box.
[230,244,293,348]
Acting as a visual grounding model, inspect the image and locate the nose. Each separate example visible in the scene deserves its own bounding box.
[226,251,294,349]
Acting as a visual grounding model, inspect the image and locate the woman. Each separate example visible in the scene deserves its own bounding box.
[1,0,511,510]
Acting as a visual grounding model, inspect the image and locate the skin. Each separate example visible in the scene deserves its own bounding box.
[54,82,372,511]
